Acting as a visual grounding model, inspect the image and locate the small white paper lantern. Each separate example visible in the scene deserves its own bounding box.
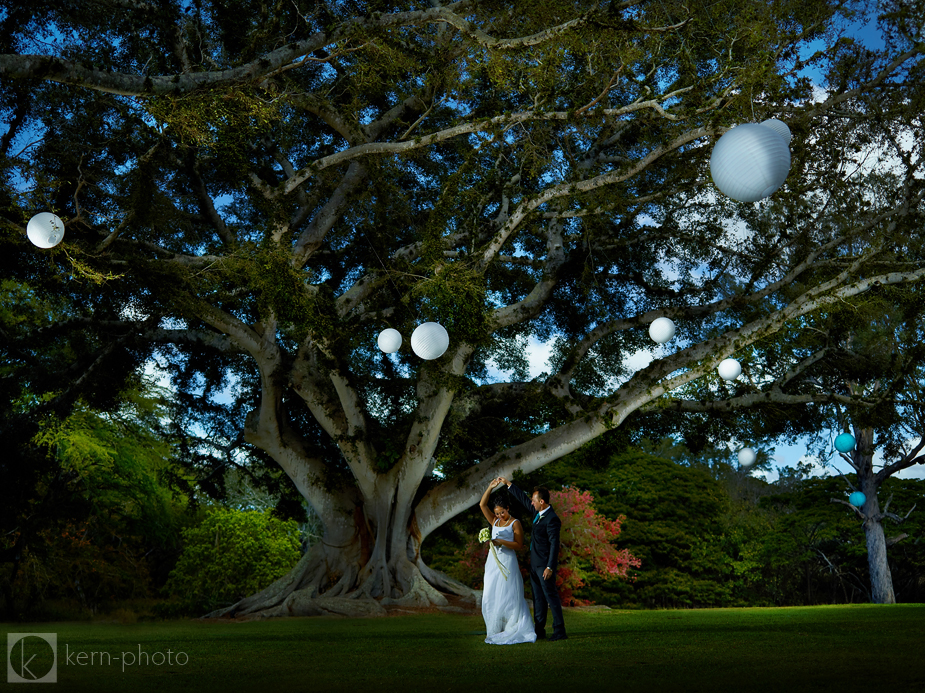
[710,120,791,202]
[648,317,676,344]
[27,212,65,248]
[411,322,449,360]
[377,328,402,354]
[737,447,757,467]
[759,118,792,144]
[717,358,742,381]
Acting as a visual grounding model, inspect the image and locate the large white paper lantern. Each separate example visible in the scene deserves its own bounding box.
[27,212,65,248]
[411,322,449,360]
[710,119,791,202]
[717,358,741,381]
[737,447,757,467]
[377,328,402,354]
[648,317,676,344]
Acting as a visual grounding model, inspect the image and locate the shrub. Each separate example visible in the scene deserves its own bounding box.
[163,508,300,612]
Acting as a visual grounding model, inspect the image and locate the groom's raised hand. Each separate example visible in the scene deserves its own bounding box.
[498,477,511,487]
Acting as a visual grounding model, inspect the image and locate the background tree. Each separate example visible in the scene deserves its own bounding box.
[814,292,925,604]
[0,377,189,619]
[1,1,924,618]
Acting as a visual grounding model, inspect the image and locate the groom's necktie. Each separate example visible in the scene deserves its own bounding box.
[531,512,539,551]
[533,512,540,524]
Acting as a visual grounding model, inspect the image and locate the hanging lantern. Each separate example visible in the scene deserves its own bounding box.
[377,328,402,354]
[849,491,866,508]
[717,358,742,381]
[411,322,449,360]
[648,317,676,344]
[710,119,791,202]
[737,447,757,467]
[26,212,65,248]
[759,118,792,144]
[834,433,856,453]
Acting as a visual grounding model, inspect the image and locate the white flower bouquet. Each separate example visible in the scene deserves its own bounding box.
[479,526,509,580]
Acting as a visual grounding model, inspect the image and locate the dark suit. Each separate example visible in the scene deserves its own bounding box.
[507,484,567,639]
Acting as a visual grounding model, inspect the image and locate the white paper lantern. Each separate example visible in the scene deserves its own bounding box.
[717,358,742,381]
[27,212,65,248]
[377,328,402,354]
[648,317,676,344]
[759,118,792,144]
[710,120,791,202]
[737,447,757,467]
[410,322,449,360]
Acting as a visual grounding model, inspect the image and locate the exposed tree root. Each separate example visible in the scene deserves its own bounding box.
[203,545,481,619]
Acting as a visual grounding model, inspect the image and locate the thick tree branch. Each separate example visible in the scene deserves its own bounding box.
[278,91,698,196]
[292,162,368,267]
[491,215,567,329]
[551,195,919,387]
[477,125,716,271]
[651,391,876,413]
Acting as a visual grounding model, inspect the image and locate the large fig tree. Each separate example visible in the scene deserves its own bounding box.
[2,0,923,617]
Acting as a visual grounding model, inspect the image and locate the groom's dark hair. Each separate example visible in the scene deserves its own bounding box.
[532,486,550,504]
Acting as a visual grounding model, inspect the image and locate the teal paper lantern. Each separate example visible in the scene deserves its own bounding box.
[835,433,856,453]
[849,491,866,508]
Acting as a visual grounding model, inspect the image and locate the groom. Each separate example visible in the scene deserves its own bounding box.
[498,477,567,641]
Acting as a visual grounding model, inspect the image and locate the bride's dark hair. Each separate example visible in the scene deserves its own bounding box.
[490,492,512,513]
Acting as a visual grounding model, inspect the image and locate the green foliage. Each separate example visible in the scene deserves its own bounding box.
[0,386,190,618]
[412,262,491,347]
[143,86,280,181]
[496,440,925,608]
[222,245,335,341]
[163,508,301,612]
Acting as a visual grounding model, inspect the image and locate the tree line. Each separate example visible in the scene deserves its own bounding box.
[425,437,925,608]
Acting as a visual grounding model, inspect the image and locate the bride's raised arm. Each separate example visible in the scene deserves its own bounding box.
[479,478,502,525]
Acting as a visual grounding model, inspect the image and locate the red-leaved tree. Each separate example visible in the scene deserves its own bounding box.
[452,487,640,605]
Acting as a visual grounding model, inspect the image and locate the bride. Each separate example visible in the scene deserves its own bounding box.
[478,478,537,645]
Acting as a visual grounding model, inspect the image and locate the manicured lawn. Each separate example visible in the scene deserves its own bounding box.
[4,605,925,692]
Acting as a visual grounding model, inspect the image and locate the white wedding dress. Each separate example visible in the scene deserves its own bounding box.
[481,519,537,645]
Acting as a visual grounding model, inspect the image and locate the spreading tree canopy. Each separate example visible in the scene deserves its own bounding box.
[2,0,924,616]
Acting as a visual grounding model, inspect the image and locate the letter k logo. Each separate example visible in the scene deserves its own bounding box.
[7,633,57,683]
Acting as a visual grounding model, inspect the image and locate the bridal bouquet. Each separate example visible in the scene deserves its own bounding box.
[479,526,510,580]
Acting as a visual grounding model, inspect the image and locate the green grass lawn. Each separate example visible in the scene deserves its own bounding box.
[4,605,925,692]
